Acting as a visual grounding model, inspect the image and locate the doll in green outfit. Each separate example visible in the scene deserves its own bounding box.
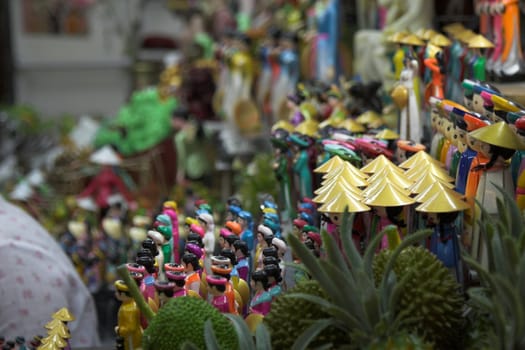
[171,106,211,185]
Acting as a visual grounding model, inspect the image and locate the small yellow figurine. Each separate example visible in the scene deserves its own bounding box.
[114,280,143,350]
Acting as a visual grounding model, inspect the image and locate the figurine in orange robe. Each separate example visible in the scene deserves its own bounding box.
[114,280,142,350]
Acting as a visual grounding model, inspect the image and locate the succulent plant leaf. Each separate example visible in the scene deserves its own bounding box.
[254,322,272,350]
[204,319,221,350]
[291,318,342,350]
[225,314,256,350]
[321,229,352,276]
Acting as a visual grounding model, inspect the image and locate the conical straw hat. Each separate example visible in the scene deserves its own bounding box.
[468,34,494,49]
[362,177,411,198]
[416,190,469,213]
[41,334,68,348]
[321,167,369,188]
[422,29,439,40]
[313,181,362,203]
[36,342,60,350]
[430,33,452,47]
[314,155,345,173]
[409,172,455,195]
[340,119,366,133]
[414,182,460,203]
[47,324,70,339]
[360,154,401,174]
[271,120,295,133]
[90,146,121,165]
[45,319,63,330]
[443,22,465,34]
[469,121,525,150]
[387,31,409,43]
[52,308,75,322]
[323,162,368,180]
[318,191,370,213]
[374,129,400,140]
[405,163,455,182]
[356,110,381,124]
[363,182,416,207]
[367,168,414,189]
[398,150,443,169]
[400,34,425,46]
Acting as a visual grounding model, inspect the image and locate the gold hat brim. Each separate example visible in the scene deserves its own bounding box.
[429,34,452,47]
[374,129,400,140]
[319,118,343,129]
[414,181,460,203]
[323,162,368,180]
[356,111,381,124]
[41,334,68,348]
[314,155,345,173]
[52,307,75,322]
[405,163,454,182]
[360,154,400,174]
[47,324,70,338]
[400,34,425,46]
[387,31,410,43]
[442,22,465,34]
[313,181,362,203]
[320,168,369,188]
[469,121,525,150]
[422,29,439,40]
[363,182,416,207]
[398,151,444,169]
[36,342,60,350]
[271,120,295,133]
[456,30,476,43]
[416,189,469,213]
[295,120,319,137]
[409,172,455,194]
[367,168,415,189]
[341,119,366,133]
[45,318,63,330]
[468,34,494,49]
[362,177,411,198]
[318,191,370,213]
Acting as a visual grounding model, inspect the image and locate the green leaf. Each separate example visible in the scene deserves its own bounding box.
[291,318,341,350]
[255,323,272,350]
[492,274,523,339]
[339,210,363,271]
[225,314,256,350]
[179,341,201,350]
[491,224,512,278]
[204,319,221,350]
[492,182,524,239]
[321,229,352,276]
[116,264,155,321]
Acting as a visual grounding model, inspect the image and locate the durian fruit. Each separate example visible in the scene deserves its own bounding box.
[264,280,350,349]
[372,246,465,349]
[142,296,237,350]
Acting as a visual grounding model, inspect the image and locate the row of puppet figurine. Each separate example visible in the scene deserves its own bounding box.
[0,308,75,350]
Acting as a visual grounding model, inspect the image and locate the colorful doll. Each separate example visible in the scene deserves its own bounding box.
[254,225,274,272]
[289,123,317,199]
[114,280,143,350]
[237,210,254,252]
[197,211,215,275]
[511,116,525,209]
[257,28,281,110]
[424,50,446,101]
[154,281,176,307]
[153,214,173,266]
[182,252,201,294]
[263,264,283,301]
[206,275,230,313]
[468,34,494,81]
[233,240,250,282]
[273,31,300,116]
[497,0,525,79]
[326,87,346,124]
[134,255,157,303]
[210,262,238,314]
[312,0,340,82]
[165,270,188,298]
[248,270,272,316]
[162,201,179,263]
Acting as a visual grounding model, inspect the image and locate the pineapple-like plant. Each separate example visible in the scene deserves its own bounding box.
[463,185,525,349]
[285,210,437,349]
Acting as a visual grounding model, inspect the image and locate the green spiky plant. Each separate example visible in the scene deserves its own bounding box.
[285,210,436,349]
[463,185,525,349]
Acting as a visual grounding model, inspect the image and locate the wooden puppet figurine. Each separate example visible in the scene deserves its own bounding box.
[182,252,201,294]
[271,123,295,219]
[114,280,143,350]
[165,270,188,298]
[207,275,230,313]
[248,270,272,316]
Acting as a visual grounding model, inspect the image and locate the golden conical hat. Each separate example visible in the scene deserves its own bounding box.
[271,120,294,133]
[45,319,63,330]
[363,182,416,207]
[360,154,400,174]
[416,189,469,213]
[37,342,60,350]
[47,324,70,339]
[409,172,455,194]
[340,119,366,133]
[318,191,370,213]
[400,34,425,46]
[323,162,368,180]
[430,34,452,47]
[367,168,414,189]
[387,31,409,43]
[41,334,68,348]
[398,150,443,169]
[405,163,454,182]
[468,34,494,49]
[415,28,427,39]
[443,22,465,34]
[427,43,443,59]
[319,117,343,130]
[469,121,525,150]
[457,30,476,43]
[295,120,319,137]
[234,99,261,135]
[362,177,411,198]
[422,29,439,40]
[313,181,362,203]
[374,129,400,140]
[320,168,369,188]
[299,102,318,121]
[314,155,345,173]
[356,111,381,124]
[414,182,461,203]
[402,157,446,174]
[52,308,75,322]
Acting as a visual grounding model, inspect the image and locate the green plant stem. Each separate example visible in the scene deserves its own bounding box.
[116,264,155,321]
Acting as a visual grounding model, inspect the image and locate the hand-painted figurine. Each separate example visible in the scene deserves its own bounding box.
[254,225,274,272]
[154,281,176,307]
[289,122,318,199]
[237,210,254,252]
[312,0,340,82]
[153,214,173,266]
[248,270,272,316]
[233,239,250,282]
[210,262,239,314]
[494,0,525,80]
[424,50,446,101]
[162,201,180,263]
[165,270,188,298]
[263,263,283,302]
[273,31,300,115]
[257,28,281,111]
[182,252,201,295]
[77,146,134,218]
[114,280,143,350]
[197,211,215,275]
[206,275,230,313]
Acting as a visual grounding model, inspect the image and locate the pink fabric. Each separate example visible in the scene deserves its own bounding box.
[173,289,187,298]
[211,295,230,313]
[0,196,100,347]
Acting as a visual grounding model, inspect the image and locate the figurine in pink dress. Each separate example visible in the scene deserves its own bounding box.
[206,275,230,313]
[248,270,272,316]
[165,270,188,298]
[154,281,176,307]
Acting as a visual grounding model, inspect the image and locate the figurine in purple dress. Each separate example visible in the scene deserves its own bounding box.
[207,275,230,313]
